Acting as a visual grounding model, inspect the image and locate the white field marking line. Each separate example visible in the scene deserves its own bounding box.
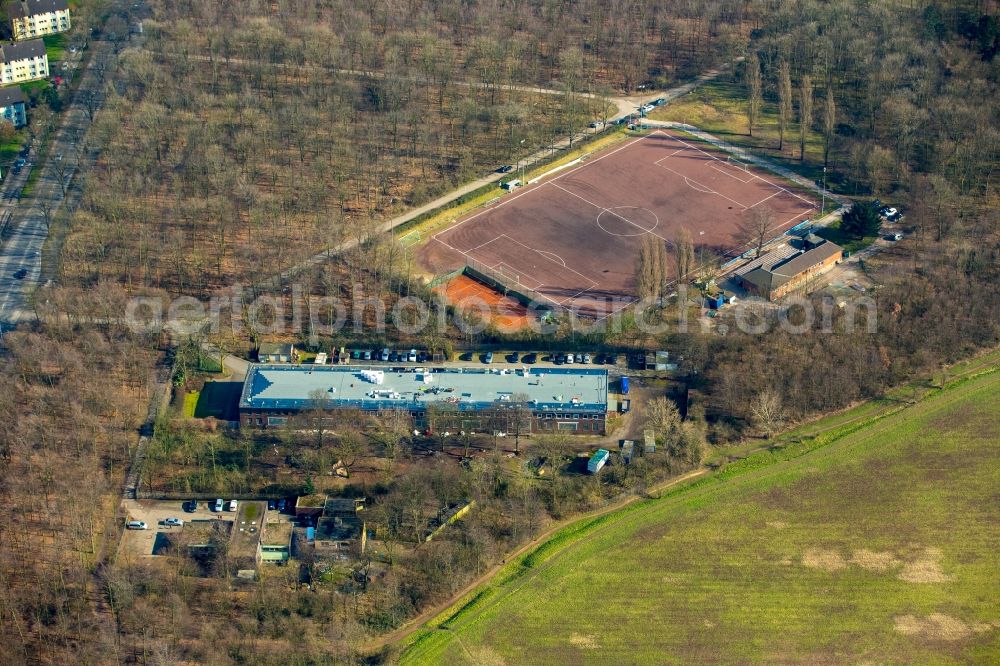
[653,147,689,164]
[590,298,639,323]
[433,131,673,246]
[493,261,544,291]
[431,134,650,244]
[497,234,600,290]
[536,250,567,266]
[683,176,719,195]
[663,131,816,207]
[746,191,780,210]
[551,183,669,241]
[708,161,755,184]
[554,285,600,306]
[432,234,468,257]
[596,210,661,238]
[656,162,748,208]
[468,233,509,253]
[544,132,658,186]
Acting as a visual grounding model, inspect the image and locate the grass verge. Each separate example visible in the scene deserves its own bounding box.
[43,34,67,62]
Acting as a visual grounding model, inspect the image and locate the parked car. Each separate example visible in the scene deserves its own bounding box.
[555,353,566,364]
[15,158,26,168]
[653,97,667,106]
[588,120,605,129]
[13,268,27,279]
[277,499,287,511]
[496,165,514,174]
[267,500,276,510]
[388,350,399,362]
[886,232,904,241]
[565,353,575,364]
[182,500,197,513]
[583,353,592,364]
[407,349,417,362]
[350,349,360,360]
[163,517,183,527]
[213,498,224,512]
[507,352,520,363]
[227,500,238,512]
[417,351,429,362]
[484,351,494,364]
[380,348,390,362]
[126,520,147,530]
[523,353,537,364]
[362,350,372,361]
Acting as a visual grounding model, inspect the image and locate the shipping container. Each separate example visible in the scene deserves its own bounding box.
[587,449,610,474]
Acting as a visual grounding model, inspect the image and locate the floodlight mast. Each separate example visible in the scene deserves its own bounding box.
[822,166,827,216]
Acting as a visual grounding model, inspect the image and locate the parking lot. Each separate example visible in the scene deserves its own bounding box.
[120,499,240,557]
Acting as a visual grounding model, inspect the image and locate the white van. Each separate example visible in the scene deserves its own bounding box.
[501,179,521,191]
[227,500,238,512]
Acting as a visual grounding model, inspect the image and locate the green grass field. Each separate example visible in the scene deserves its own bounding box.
[399,362,1000,664]
[43,34,66,62]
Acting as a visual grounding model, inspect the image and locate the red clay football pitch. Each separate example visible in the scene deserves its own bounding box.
[420,129,816,318]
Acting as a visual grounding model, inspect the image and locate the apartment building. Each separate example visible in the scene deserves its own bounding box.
[0,84,26,127]
[7,0,70,41]
[0,38,48,83]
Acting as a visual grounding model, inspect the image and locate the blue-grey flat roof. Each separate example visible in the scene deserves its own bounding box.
[240,364,609,413]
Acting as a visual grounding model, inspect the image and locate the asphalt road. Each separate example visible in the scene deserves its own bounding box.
[0,41,110,328]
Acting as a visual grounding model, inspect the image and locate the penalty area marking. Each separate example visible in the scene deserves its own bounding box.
[536,250,567,267]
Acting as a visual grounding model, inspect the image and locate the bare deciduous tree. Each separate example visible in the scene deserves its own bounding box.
[778,61,793,152]
[674,228,695,282]
[746,53,762,137]
[750,389,785,439]
[799,75,813,160]
[736,206,776,258]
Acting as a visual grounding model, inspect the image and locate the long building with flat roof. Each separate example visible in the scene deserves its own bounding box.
[239,364,610,435]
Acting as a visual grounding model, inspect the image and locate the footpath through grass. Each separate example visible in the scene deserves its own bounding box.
[397,357,1000,664]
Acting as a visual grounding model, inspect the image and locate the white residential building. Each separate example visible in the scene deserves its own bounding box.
[0,39,48,84]
[8,0,71,41]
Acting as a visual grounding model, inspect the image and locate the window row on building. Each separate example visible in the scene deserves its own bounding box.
[8,0,71,41]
